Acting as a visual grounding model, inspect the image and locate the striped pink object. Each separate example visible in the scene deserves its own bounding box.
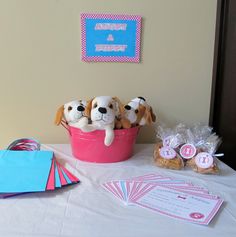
[7,138,40,151]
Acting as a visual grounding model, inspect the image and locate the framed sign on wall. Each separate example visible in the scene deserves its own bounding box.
[81,13,142,63]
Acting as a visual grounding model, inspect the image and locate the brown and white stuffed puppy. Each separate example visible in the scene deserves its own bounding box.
[80,96,127,146]
[124,97,156,127]
[54,100,88,128]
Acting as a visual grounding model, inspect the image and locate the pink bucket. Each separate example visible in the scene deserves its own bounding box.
[68,126,139,163]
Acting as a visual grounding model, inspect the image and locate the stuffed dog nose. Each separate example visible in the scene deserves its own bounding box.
[77,106,85,112]
[124,105,131,110]
[98,107,107,114]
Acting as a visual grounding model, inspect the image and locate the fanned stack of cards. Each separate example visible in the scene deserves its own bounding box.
[102,173,223,225]
[0,150,80,198]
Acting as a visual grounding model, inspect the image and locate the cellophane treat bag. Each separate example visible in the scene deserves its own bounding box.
[153,124,185,170]
[181,124,221,174]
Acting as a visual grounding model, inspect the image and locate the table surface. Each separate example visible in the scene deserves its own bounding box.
[1,144,236,237]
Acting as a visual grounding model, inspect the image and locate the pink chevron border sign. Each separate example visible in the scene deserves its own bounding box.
[81,13,142,63]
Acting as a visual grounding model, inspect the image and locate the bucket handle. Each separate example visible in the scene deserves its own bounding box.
[60,120,71,136]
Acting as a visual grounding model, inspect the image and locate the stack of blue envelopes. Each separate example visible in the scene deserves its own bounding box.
[0,150,80,198]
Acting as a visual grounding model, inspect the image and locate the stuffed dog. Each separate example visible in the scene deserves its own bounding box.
[80,96,124,146]
[54,100,88,128]
[124,96,156,126]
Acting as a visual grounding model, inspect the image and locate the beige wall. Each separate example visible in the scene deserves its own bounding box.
[0,0,217,147]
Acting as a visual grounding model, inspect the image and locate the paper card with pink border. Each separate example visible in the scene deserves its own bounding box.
[131,184,223,225]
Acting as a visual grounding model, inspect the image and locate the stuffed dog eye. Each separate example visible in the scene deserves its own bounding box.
[135,109,139,114]
[93,103,98,109]
[109,104,113,109]
[68,106,73,111]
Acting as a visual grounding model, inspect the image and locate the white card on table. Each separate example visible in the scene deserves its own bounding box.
[132,184,223,225]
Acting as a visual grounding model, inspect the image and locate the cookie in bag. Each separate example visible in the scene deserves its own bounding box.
[186,151,220,174]
[184,132,221,174]
[153,143,184,170]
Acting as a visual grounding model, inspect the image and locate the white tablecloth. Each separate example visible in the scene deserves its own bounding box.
[1,144,236,237]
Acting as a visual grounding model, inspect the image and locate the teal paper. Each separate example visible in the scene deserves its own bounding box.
[0,150,53,193]
[120,181,127,202]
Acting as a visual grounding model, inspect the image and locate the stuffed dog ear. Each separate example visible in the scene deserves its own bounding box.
[150,106,156,123]
[112,96,125,114]
[120,117,131,129]
[113,97,131,129]
[54,105,64,126]
[115,116,131,129]
[141,106,156,125]
[136,104,146,125]
[84,98,93,117]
